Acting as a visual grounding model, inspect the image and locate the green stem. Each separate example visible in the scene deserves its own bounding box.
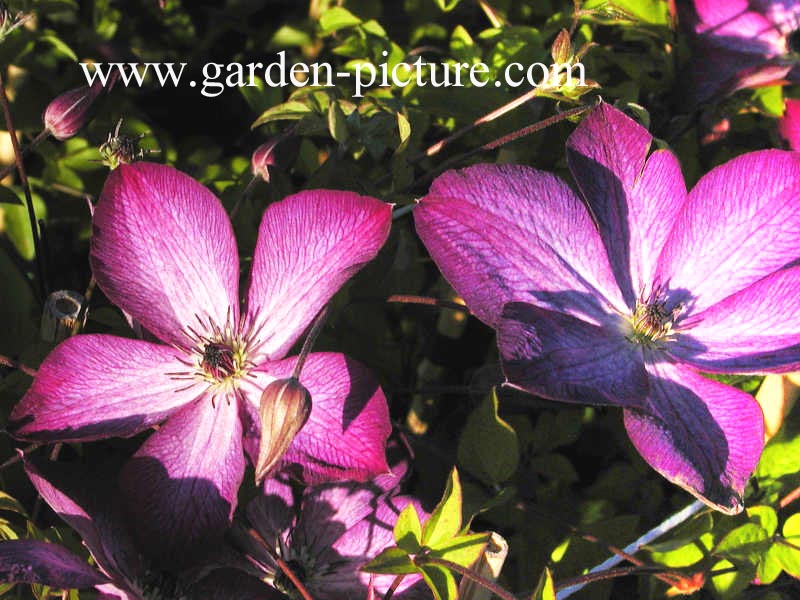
[413,555,516,600]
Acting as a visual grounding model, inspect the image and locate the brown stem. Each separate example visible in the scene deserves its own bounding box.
[780,484,800,509]
[292,305,330,379]
[0,71,46,302]
[276,557,315,600]
[0,444,40,471]
[386,294,470,313]
[0,129,48,182]
[382,575,405,600]
[555,566,654,590]
[0,354,37,377]
[412,555,516,600]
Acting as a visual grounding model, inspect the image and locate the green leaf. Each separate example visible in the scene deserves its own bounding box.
[418,563,457,600]
[457,389,519,485]
[757,544,784,585]
[319,7,362,35]
[0,186,21,205]
[0,492,27,517]
[775,513,800,578]
[429,532,489,568]
[252,101,313,128]
[394,503,423,554]
[397,112,411,145]
[714,523,770,563]
[708,558,755,599]
[752,85,785,118]
[746,505,778,537]
[3,191,46,261]
[327,101,349,143]
[531,567,556,600]
[362,546,417,575]
[423,468,463,547]
[433,0,462,12]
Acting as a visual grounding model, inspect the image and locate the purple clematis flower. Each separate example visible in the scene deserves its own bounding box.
[413,103,800,514]
[232,464,429,599]
[0,457,280,599]
[9,162,393,565]
[679,0,800,103]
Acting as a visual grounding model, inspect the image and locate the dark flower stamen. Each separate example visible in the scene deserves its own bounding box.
[201,342,236,379]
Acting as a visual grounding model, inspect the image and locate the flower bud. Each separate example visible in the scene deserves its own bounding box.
[250,137,281,183]
[43,82,104,141]
[255,377,312,485]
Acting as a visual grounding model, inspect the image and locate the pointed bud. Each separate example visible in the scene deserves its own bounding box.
[551,29,572,65]
[43,83,104,141]
[255,377,312,485]
[250,137,281,183]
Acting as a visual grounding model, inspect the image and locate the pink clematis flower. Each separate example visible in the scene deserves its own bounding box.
[9,162,393,566]
[779,97,800,148]
[234,465,429,599]
[679,0,800,103]
[414,103,800,514]
[0,457,281,599]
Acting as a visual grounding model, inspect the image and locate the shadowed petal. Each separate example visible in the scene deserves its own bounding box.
[671,266,800,373]
[497,302,649,408]
[186,569,284,599]
[245,191,391,360]
[566,104,688,299]
[24,458,141,584]
[656,150,800,314]
[119,397,245,569]
[243,353,391,484]
[415,164,625,328]
[9,335,200,442]
[0,540,109,589]
[624,359,764,514]
[315,496,427,597]
[91,162,239,347]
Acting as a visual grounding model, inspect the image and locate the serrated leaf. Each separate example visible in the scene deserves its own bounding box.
[319,7,361,35]
[394,504,422,554]
[714,523,770,563]
[532,567,555,600]
[429,532,489,568]
[252,101,313,128]
[423,468,463,548]
[457,389,519,485]
[362,546,417,575]
[419,563,457,600]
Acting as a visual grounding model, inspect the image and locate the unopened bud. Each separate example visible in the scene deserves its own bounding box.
[250,137,281,183]
[255,377,312,485]
[551,29,572,64]
[43,83,104,141]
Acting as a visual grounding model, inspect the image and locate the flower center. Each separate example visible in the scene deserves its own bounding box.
[626,289,682,346]
[201,342,237,379]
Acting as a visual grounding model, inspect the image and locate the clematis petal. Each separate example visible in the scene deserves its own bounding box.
[91,162,239,347]
[624,359,764,514]
[318,496,427,597]
[9,335,200,442]
[245,190,391,360]
[118,397,245,569]
[656,150,800,314]
[0,540,109,589]
[779,98,800,150]
[414,164,626,328]
[243,353,391,484]
[497,302,649,408]
[688,0,786,52]
[671,266,800,373]
[566,104,688,300]
[24,457,141,583]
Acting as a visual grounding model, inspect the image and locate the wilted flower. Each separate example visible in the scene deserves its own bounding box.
[779,97,800,148]
[43,82,105,141]
[414,103,800,514]
[234,465,429,599]
[9,162,393,566]
[679,0,800,103]
[0,457,278,599]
